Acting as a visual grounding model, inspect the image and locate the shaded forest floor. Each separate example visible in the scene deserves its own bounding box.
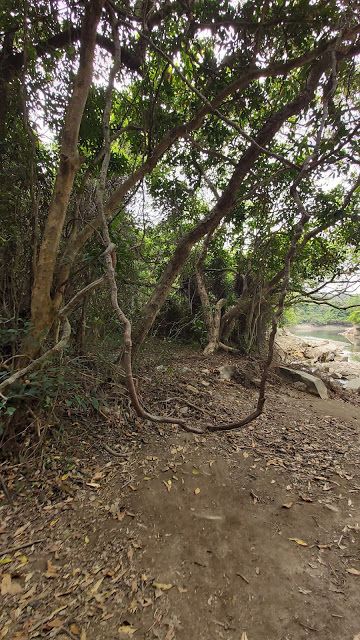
[1,343,360,640]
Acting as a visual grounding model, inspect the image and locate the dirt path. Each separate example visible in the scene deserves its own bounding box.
[1,350,359,640]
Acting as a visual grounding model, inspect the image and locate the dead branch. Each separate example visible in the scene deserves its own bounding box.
[0,319,71,396]
[0,538,46,556]
[59,276,106,317]
[292,298,360,311]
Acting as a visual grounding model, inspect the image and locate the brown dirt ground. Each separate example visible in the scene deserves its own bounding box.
[1,344,360,640]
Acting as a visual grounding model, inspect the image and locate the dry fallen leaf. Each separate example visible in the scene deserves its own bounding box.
[14,523,30,537]
[129,598,138,613]
[347,567,360,576]
[289,538,308,547]
[152,582,173,591]
[240,632,249,640]
[0,624,10,638]
[282,502,294,509]
[118,624,137,636]
[47,618,63,629]
[194,488,201,495]
[1,573,23,595]
[44,559,59,578]
[324,504,339,513]
[70,623,80,635]
[0,556,13,565]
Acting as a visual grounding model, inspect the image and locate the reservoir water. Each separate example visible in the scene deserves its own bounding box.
[290,325,360,362]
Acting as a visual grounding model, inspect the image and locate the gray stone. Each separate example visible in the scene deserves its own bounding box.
[278,366,328,399]
[332,372,343,380]
[218,364,236,381]
[293,381,308,392]
[343,377,360,392]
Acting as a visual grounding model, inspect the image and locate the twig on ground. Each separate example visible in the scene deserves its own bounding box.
[102,443,129,457]
[0,538,46,556]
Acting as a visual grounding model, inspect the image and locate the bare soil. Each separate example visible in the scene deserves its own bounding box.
[1,344,360,640]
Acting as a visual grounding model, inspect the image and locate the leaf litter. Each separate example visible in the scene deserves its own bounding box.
[0,348,359,639]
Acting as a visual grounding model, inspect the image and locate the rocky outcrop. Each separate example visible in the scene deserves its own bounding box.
[278,366,329,399]
[276,330,345,364]
[276,328,360,394]
[343,325,360,347]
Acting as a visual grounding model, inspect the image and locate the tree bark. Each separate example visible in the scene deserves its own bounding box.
[23,0,104,359]
[194,231,227,354]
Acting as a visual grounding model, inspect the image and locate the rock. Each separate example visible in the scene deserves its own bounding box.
[334,354,348,362]
[328,379,343,392]
[303,348,315,359]
[186,384,199,394]
[218,364,236,381]
[293,381,308,392]
[332,372,343,380]
[343,377,360,392]
[278,366,328,399]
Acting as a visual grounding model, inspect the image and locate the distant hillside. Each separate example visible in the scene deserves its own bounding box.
[286,294,360,326]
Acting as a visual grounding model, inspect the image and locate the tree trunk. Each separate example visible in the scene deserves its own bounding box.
[195,232,226,354]
[220,295,247,343]
[133,55,329,352]
[51,43,343,326]
[23,0,104,359]
[75,296,87,355]
[203,299,226,354]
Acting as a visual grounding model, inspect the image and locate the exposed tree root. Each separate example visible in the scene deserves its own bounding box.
[96,39,203,437]
[102,443,129,457]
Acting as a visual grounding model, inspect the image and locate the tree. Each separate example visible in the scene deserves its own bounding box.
[1,0,360,443]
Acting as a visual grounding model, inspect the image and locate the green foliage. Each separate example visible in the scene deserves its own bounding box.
[348,309,360,325]
[286,295,360,327]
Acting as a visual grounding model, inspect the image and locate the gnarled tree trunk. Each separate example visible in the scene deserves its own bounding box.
[132,54,330,353]
[23,0,104,359]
